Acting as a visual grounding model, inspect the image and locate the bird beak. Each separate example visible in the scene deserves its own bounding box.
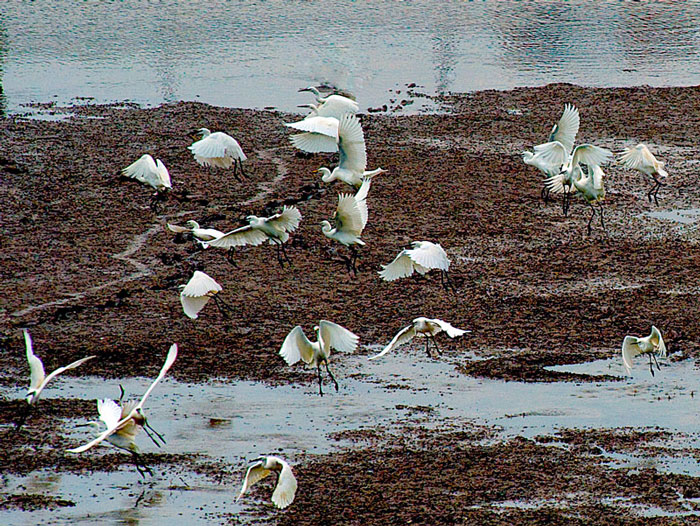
[298,87,311,93]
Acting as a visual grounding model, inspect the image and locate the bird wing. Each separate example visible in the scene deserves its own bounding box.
[97,398,123,430]
[122,154,156,183]
[650,325,667,358]
[237,460,271,500]
[319,320,359,354]
[315,95,359,119]
[154,159,172,189]
[378,250,415,281]
[207,225,268,249]
[285,116,339,137]
[337,114,367,174]
[180,293,210,319]
[279,326,315,366]
[548,104,580,154]
[368,325,416,360]
[335,193,364,236]
[189,134,246,161]
[532,141,569,169]
[289,132,339,153]
[571,144,612,168]
[543,172,569,194]
[428,318,470,338]
[619,143,659,173]
[266,206,302,234]
[181,271,222,297]
[407,242,450,271]
[590,164,605,191]
[621,336,641,370]
[271,459,298,509]
[167,223,191,234]
[67,344,177,454]
[354,178,371,229]
[39,355,96,396]
[24,330,45,390]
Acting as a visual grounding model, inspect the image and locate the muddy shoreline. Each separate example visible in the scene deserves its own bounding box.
[2,84,700,523]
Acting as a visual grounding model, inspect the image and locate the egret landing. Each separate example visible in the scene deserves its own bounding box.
[238,455,297,509]
[379,241,456,292]
[369,317,470,360]
[622,326,667,377]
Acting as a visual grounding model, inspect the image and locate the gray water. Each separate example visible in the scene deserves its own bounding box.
[2,1,700,115]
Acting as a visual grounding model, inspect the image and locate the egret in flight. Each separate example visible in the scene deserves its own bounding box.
[619,144,667,206]
[207,206,302,266]
[379,241,455,291]
[122,154,172,210]
[622,326,667,377]
[188,128,247,181]
[179,270,231,319]
[279,320,359,396]
[17,330,95,430]
[369,317,470,360]
[321,177,371,274]
[238,455,298,509]
[68,344,178,476]
[167,220,225,248]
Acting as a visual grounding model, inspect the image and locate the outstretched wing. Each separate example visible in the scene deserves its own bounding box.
[97,398,123,430]
[548,104,580,154]
[319,320,359,355]
[378,250,415,281]
[271,459,298,509]
[354,178,371,229]
[289,132,339,153]
[279,326,315,366]
[621,336,641,370]
[571,144,612,168]
[315,95,359,119]
[266,206,302,234]
[122,154,157,183]
[543,172,569,195]
[335,193,364,236]
[181,271,222,297]
[180,294,210,319]
[24,330,45,391]
[167,223,191,234]
[368,325,416,360]
[650,326,667,358]
[337,114,367,174]
[237,460,271,500]
[429,318,470,338]
[40,355,96,396]
[207,224,268,249]
[407,242,450,271]
[532,141,569,169]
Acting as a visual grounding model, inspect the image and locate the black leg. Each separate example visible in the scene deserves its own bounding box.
[275,243,285,267]
[424,338,431,358]
[651,352,661,372]
[587,202,596,236]
[225,249,239,267]
[143,420,166,447]
[132,452,154,478]
[648,353,655,377]
[280,242,293,266]
[428,336,441,359]
[213,295,231,319]
[14,404,32,432]
[598,202,608,237]
[440,270,457,293]
[317,364,324,396]
[324,361,339,392]
[349,246,359,275]
[238,159,247,179]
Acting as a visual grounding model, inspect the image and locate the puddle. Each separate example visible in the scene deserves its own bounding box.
[643,209,700,225]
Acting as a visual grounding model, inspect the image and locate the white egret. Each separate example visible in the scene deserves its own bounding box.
[369,317,470,360]
[299,86,359,118]
[285,115,340,153]
[619,144,668,206]
[206,206,302,266]
[122,154,172,210]
[16,330,96,429]
[179,270,230,319]
[321,177,371,273]
[546,163,607,235]
[68,344,178,476]
[622,326,667,377]
[188,128,247,180]
[237,455,297,509]
[279,320,359,396]
[167,220,225,248]
[379,241,455,291]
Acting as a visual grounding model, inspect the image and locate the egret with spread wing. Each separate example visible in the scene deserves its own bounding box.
[167,220,225,248]
[122,154,172,210]
[237,455,297,509]
[622,326,667,377]
[369,317,470,360]
[619,144,668,206]
[179,270,230,319]
[379,241,455,291]
[189,128,247,180]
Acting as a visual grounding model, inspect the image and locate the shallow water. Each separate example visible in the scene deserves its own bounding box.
[2,1,700,115]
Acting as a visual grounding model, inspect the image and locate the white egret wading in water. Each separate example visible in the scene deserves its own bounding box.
[279,320,359,396]
[122,154,172,211]
[321,177,371,274]
[179,270,231,319]
[238,455,298,509]
[206,206,302,266]
[619,143,668,205]
[622,326,667,377]
[68,344,178,477]
[188,128,247,181]
[379,241,455,292]
[17,330,95,430]
[522,104,580,202]
[369,317,470,360]
[167,220,225,248]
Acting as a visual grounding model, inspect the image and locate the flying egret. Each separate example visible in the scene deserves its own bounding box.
[122,154,172,210]
[279,320,359,396]
[188,128,247,181]
[237,456,297,509]
[379,241,455,291]
[321,177,371,274]
[522,104,580,202]
[206,206,302,266]
[369,317,470,360]
[179,270,230,319]
[618,144,668,206]
[16,330,96,430]
[546,163,607,236]
[299,86,359,118]
[167,220,225,248]
[68,344,178,475]
[622,326,667,377]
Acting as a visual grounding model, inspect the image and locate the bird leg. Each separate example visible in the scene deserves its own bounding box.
[440,270,457,293]
[324,361,340,392]
[238,159,247,179]
[149,191,168,213]
[275,243,293,267]
[132,452,154,478]
[428,336,441,359]
[598,202,608,237]
[647,353,656,377]
[14,403,32,432]
[651,351,661,373]
[540,185,550,204]
[225,249,239,267]
[586,202,596,236]
[562,192,571,217]
[280,243,293,266]
[141,418,166,448]
[349,246,359,275]
[648,175,664,206]
[316,364,324,396]
[213,295,232,319]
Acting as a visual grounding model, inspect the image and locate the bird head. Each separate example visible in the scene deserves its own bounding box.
[188,128,210,141]
[320,220,332,234]
[246,215,260,224]
[298,86,321,97]
[185,220,200,229]
[522,151,533,162]
[25,391,37,404]
[317,167,334,182]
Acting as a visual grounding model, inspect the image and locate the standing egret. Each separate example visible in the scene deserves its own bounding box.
[546,163,607,235]
[619,144,668,205]
[237,456,297,509]
[122,154,172,210]
[167,220,225,248]
[369,317,470,360]
[622,326,667,377]
[206,206,302,266]
[188,128,247,181]
[68,344,178,475]
[299,86,359,117]
[321,177,371,274]
[379,241,455,291]
[17,330,96,430]
[279,320,359,396]
[179,270,230,319]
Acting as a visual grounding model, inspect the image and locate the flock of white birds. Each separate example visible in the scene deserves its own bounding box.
[15,91,671,511]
